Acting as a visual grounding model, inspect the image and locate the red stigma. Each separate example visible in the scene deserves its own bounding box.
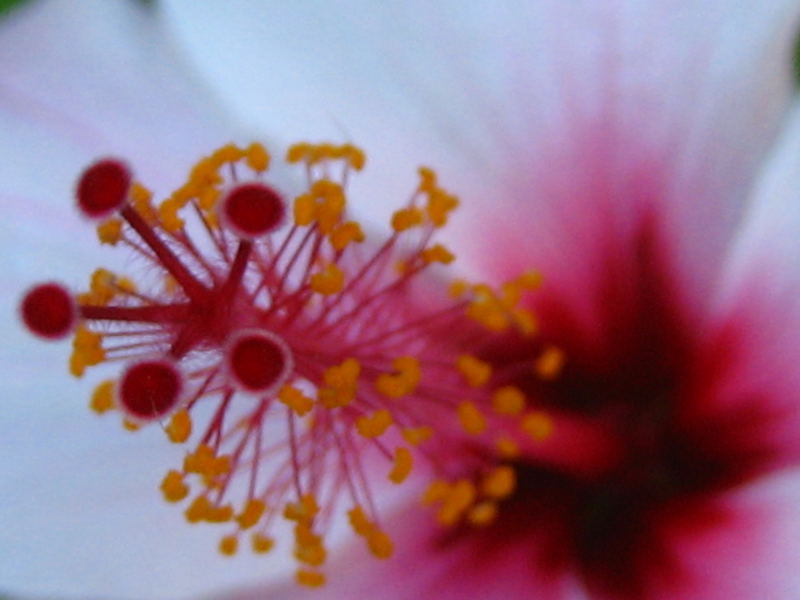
[221,182,285,238]
[226,330,292,393]
[76,159,131,219]
[20,282,76,339]
[119,360,182,420]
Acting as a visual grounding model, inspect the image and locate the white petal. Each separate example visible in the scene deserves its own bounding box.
[162,1,800,321]
[0,2,290,598]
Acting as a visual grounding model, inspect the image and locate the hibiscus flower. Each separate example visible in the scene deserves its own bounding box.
[158,1,800,599]
[4,2,800,600]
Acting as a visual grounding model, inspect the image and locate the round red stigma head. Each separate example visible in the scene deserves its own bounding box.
[20,282,77,340]
[76,158,131,219]
[119,359,183,421]
[220,182,286,239]
[225,329,293,394]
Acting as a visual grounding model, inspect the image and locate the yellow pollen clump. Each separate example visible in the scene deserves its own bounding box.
[293,524,327,566]
[367,528,394,559]
[69,325,105,377]
[422,479,451,506]
[310,263,345,295]
[536,345,566,380]
[183,444,231,479]
[160,470,189,503]
[388,447,413,483]
[482,465,516,500]
[448,278,469,299]
[293,193,316,226]
[521,411,554,441]
[278,385,314,416]
[495,435,520,459]
[457,401,486,435]
[456,354,492,387]
[491,386,526,416]
[375,355,421,398]
[355,409,393,438]
[391,207,423,232]
[184,495,212,523]
[245,142,270,172]
[329,221,365,251]
[219,535,238,556]
[296,569,326,588]
[467,501,498,527]
[166,409,192,443]
[131,182,157,224]
[284,494,320,524]
[347,506,372,536]
[251,533,275,554]
[236,499,266,530]
[437,479,477,526]
[421,243,455,264]
[122,419,140,432]
[158,198,185,232]
[318,358,360,408]
[402,425,433,446]
[96,218,122,245]
[425,189,460,227]
[90,379,115,414]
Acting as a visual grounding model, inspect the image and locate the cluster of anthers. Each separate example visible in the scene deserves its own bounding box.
[20,141,562,587]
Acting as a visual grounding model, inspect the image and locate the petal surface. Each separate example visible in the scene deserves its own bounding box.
[162,1,800,326]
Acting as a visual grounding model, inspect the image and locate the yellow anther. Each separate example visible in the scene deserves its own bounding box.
[319,358,360,408]
[467,298,510,332]
[278,385,314,416]
[495,435,520,459]
[329,221,365,251]
[467,501,498,527]
[514,270,543,290]
[183,444,231,478]
[536,346,565,380]
[437,479,477,526]
[296,569,325,588]
[122,419,140,432]
[355,409,393,438]
[205,504,234,523]
[166,409,192,443]
[160,470,189,503]
[347,506,373,536]
[236,499,266,529]
[402,425,433,446]
[218,535,238,556]
[512,308,538,336]
[310,263,344,295]
[286,142,310,164]
[185,495,212,523]
[315,185,346,233]
[69,326,105,377]
[251,533,275,554]
[521,411,554,441]
[422,479,451,506]
[131,183,157,224]
[422,243,455,264]
[457,401,486,435]
[90,379,115,414]
[197,186,220,211]
[293,193,316,226]
[84,268,116,305]
[245,142,270,172]
[482,465,516,500]
[492,386,526,416]
[159,198,185,232]
[388,447,413,484]
[367,528,393,559]
[417,166,437,193]
[116,277,137,294]
[96,219,123,245]
[210,143,242,166]
[342,144,366,170]
[375,356,421,398]
[448,278,469,299]
[294,525,327,567]
[456,354,492,387]
[391,207,424,232]
[284,494,319,524]
[425,189,459,227]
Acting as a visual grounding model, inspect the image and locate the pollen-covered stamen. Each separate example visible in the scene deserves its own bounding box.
[19,282,77,339]
[118,359,183,421]
[226,329,293,393]
[23,141,555,587]
[220,182,286,239]
[76,159,131,219]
